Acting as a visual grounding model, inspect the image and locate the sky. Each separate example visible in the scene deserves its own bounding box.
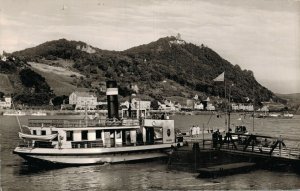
[0,0,299,94]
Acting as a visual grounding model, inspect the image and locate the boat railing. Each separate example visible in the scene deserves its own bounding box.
[18,142,33,148]
[18,138,169,149]
[28,118,140,128]
[71,139,165,149]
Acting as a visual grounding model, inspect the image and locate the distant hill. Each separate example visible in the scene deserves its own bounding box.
[0,36,284,106]
[276,93,300,103]
[276,93,300,114]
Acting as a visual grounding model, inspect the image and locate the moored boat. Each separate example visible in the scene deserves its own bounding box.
[19,131,58,141]
[268,113,281,118]
[31,111,47,116]
[13,81,182,165]
[282,113,294,119]
[3,110,26,116]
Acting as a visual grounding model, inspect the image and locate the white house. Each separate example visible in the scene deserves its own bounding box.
[194,102,204,110]
[245,105,254,111]
[160,100,177,111]
[238,104,246,111]
[186,99,194,109]
[193,94,199,100]
[206,103,215,111]
[0,96,12,109]
[231,103,239,111]
[260,105,269,112]
[121,98,151,119]
[1,55,7,62]
[69,91,97,110]
[174,102,181,111]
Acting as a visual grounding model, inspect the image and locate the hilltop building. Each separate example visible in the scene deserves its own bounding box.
[193,94,199,100]
[1,55,7,62]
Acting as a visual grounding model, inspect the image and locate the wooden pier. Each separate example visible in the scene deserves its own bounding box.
[170,133,300,174]
[197,162,256,178]
[183,133,300,161]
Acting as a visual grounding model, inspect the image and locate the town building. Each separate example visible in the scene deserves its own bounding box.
[231,103,254,111]
[0,96,12,109]
[69,91,98,110]
[158,99,180,111]
[121,98,151,119]
[194,102,204,110]
[231,103,239,111]
[186,99,195,110]
[206,103,215,111]
[259,105,269,112]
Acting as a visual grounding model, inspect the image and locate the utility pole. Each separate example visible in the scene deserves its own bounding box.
[252,87,255,132]
[224,79,227,130]
[228,84,231,132]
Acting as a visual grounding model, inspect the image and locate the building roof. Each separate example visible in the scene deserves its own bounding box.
[72,91,96,97]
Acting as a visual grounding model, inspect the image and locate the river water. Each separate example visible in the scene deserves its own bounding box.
[1,114,300,190]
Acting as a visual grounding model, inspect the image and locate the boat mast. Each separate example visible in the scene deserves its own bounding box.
[12,100,22,133]
[228,84,231,132]
[85,103,88,127]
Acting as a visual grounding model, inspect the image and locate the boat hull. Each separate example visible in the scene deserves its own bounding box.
[13,145,173,165]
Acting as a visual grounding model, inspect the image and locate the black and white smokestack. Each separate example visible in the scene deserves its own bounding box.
[106,81,119,119]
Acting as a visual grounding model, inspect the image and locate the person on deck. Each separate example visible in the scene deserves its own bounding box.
[196,125,201,136]
[192,125,197,137]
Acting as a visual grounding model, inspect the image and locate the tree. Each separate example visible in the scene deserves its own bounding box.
[150,100,160,110]
[52,95,69,106]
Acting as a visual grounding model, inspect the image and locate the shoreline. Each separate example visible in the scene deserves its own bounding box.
[0,108,297,116]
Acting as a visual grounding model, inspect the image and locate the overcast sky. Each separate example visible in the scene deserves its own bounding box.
[0,0,299,94]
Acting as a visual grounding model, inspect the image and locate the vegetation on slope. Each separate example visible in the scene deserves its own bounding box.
[6,36,285,106]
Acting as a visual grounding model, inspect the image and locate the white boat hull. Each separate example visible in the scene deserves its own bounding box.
[3,113,26,116]
[31,113,47,116]
[13,144,173,165]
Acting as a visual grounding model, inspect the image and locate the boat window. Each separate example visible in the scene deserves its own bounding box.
[96,130,102,139]
[66,131,73,141]
[52,131,58,141]
[110,130,115,138]
[116,130,121,139]
[41,130,46,135]
[82,130,88,140]
[33,130,36,135]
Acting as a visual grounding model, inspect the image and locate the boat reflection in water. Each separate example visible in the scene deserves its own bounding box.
[13,81,182,165]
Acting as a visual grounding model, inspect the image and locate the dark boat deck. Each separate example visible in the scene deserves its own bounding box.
[197,162,256,178]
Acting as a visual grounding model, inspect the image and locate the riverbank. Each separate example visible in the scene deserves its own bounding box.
[0,108,297,117]
[0,109,108,116]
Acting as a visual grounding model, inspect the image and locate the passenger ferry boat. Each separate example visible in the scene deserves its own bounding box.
[13,81,182,165]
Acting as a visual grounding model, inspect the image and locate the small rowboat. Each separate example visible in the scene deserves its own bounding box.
[19,132,58,141]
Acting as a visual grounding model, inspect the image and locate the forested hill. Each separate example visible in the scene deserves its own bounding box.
[2,36,283,106]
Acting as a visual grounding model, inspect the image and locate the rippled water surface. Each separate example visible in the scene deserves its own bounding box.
[1,114,300,190]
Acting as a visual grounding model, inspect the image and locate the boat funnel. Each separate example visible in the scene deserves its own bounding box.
[106,81,119,119]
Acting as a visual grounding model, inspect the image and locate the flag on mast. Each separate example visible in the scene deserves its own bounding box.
[213,72,225,82]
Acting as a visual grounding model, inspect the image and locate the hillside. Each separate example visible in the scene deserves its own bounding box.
[0,36,284,106]
[276,93,300,114]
